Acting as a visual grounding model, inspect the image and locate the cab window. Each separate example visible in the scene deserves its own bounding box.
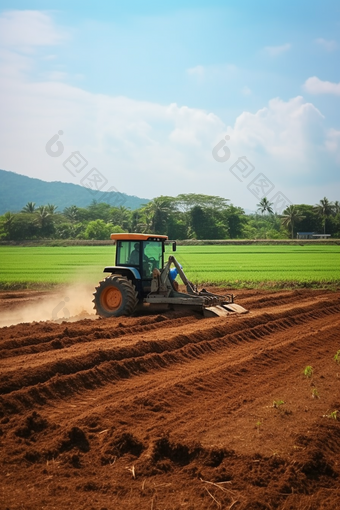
[142,241,162,278]
[116,241,140,266]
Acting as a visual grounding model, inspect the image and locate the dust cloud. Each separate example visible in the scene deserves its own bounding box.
[0,284,97,328]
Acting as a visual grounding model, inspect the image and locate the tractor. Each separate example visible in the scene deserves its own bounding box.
[92,233,248,318]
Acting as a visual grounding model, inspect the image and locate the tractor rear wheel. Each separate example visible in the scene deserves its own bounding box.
[93,275,138,318]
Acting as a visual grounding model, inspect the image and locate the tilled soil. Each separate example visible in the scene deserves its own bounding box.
[0,289,340,509]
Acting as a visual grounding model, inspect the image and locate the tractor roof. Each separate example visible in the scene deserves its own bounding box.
[110,233,168,241]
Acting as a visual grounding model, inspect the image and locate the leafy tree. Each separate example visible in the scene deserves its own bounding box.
[130,209,144,233]
[0,213,40,240]
[0,212,15,239]
[3,193,337,242]
[244,214,285,239]
[293,204,322,233]
[84,220,113,240]
[141,196,175,234]
[166,216,188,240]
[176,193,229,211]
[266,228,287,239]
[73,207,91,222]
[11,213,39,240]
[223,205,246,238]
[333,213,340,238]
[110,206,132,231]
[241,221,258,239]
[55,222,85,239]
[87,200,112,222]
[327,214,340,238]
[281,205,306,239]
[314,197,334,234]
[190,206,207,239]
[190,205,227,239]
[110,224,126,234]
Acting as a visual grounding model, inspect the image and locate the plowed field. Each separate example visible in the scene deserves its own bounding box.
[1,289,340,509]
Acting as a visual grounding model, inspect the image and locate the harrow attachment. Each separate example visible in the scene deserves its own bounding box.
[146,256,248,318]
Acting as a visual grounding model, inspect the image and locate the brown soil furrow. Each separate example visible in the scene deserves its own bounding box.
[80,317,340,421]
[0,288,333,351]
[1,289,340,510]
[1,301,339,414]
[239,288,333,309]
[0,313,197,355]
[1,294,339,372]
[35,317,338,467]
[2,314,336,500]
[4,295,340,367]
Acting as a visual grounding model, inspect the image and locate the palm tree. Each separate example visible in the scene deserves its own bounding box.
[1,212,15,239]
[314,197,334,234]
[35,206,51,229]
[63,205,79,223]
[281,205,305,239]
[333,201,340,215]
[111,205,131,231]
[46,204,58,215]
[22,202,36,213]
[142,196,174,233]
[257,197,274,215]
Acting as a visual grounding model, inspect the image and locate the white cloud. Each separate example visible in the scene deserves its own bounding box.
[0,54,225,199]
[2,59,337,208]
[0,11,339,209]
[218,96,339,205]
[264,43,291,56]
[315,38,337,51]
[0,10,66,51]
[303,76,340,96]
[227,96,324,165]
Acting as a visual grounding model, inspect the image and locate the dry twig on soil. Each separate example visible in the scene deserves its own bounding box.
[204,486,221,508]
[126,465,136,478]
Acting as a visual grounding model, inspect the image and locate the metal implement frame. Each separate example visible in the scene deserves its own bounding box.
[145,255,238,313]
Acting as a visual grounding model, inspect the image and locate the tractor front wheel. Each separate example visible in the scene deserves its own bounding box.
[93,275,138,318]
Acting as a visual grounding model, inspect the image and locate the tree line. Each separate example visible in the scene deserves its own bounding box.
[0,195,339,241]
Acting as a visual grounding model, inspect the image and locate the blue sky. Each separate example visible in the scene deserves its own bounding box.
[0,0,339,211]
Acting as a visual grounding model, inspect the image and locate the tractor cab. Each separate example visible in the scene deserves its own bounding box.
[116,237,164,279]
[102,233,170,300]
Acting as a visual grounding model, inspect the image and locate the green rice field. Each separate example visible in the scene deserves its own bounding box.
[176,245,340,287]
[0,245,339,289]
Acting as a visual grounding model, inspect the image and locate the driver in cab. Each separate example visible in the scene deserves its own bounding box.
[129,243,140,265]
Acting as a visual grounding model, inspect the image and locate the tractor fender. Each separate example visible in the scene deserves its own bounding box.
[103,266,141,280]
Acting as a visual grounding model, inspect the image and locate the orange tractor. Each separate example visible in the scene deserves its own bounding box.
[93,233,248,318]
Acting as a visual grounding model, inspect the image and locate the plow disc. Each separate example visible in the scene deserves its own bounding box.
[203,302,248,318]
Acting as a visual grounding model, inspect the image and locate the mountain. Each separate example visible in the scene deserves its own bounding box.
[0,169,149,214]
